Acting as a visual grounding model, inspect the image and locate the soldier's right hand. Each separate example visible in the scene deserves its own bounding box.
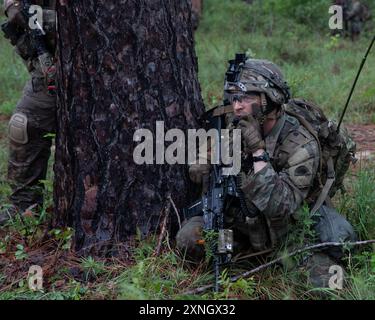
[189,163,210,184]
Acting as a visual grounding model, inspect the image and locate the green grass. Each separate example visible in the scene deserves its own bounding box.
[0,122,11,202]
[0,0,374,300]
[338,168,375,240]
[196,0,375,123]
[0,35,28,117]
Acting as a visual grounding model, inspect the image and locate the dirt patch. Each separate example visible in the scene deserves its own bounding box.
[346,124,375,161]
[0,115,10,123]
[0,226,134,295]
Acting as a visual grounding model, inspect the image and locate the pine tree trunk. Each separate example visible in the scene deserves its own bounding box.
[54,0,205,256]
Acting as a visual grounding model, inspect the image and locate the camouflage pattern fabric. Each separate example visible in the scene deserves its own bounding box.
[3,0,57,211]
[3,0,57,73]
[8,78,56,211]
[177,110,355,262]
[347,0,364,39]
[235,112,320,248]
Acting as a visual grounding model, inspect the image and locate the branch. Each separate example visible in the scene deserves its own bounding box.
[181,239,375,296]
[153,201,171,257]
[168,195,182,230]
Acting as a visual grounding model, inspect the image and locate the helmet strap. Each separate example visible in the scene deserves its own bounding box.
[253,93,267,139]
[260,92,268,114]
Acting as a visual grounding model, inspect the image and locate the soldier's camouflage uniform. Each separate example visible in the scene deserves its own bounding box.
[177,108,356,287]
[3,0,56,211]
[332,0,351,36]
[347,0,364,40]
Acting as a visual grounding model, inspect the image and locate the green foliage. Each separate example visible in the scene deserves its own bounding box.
[0,37,28,116]
[80,256,106,281]
[50,227,73,250]
[14,244,28,260]
[0,0,374,301]
[0,279,89,301]
[0,123,11,201]
[203,229,218,263]
[116,237,211,300]
[264,0,328,32]
[339,168,375,240]
[196,0,375,123]
[212,269,255,299]
[273,204,317,270]
[0,235,9,254]
[325,34,342,51]
[318,250,375,300]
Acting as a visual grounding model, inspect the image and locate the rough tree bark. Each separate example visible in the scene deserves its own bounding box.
[54,0,205,256]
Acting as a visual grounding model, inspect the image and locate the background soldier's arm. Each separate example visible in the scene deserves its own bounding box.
[347,2,361,20]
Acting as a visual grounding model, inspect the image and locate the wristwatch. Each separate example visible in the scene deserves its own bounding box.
[252,151,270,163]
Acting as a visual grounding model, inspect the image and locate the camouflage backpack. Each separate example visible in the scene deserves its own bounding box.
[284,98,357,213]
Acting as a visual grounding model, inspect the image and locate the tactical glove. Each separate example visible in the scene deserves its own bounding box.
[235,115,265,154]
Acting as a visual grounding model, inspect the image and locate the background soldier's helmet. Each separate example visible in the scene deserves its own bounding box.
[224,54,291,108]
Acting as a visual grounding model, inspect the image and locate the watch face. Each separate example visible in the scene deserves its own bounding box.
[253,152,270,162]
[263,152,270,161]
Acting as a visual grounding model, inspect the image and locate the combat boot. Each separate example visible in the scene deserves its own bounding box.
[0,204,18,227]
[304,252,346,298]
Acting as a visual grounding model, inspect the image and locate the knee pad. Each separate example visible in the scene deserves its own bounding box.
[8,113,28,144]
[9,113,29,144]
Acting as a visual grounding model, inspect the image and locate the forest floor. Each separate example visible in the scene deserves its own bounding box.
[1,0,375,300]
[347,124,375,161]
[0,114,374,300]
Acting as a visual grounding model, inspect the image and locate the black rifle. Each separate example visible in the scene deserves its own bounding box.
[22,0,56,94]
[184,54,258,292]
[183,106,257,292]
[1,1,56,94]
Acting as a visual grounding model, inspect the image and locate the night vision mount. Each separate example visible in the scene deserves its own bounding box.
[225,53,248,83]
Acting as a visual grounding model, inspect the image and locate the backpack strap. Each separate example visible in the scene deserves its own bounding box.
[310,157,335,214]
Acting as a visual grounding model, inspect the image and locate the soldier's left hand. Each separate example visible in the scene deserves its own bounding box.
[235,115,265,154]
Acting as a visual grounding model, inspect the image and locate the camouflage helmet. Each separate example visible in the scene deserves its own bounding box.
[224,54,291,106]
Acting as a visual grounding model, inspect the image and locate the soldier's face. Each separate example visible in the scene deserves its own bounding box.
[232,93,262,117]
